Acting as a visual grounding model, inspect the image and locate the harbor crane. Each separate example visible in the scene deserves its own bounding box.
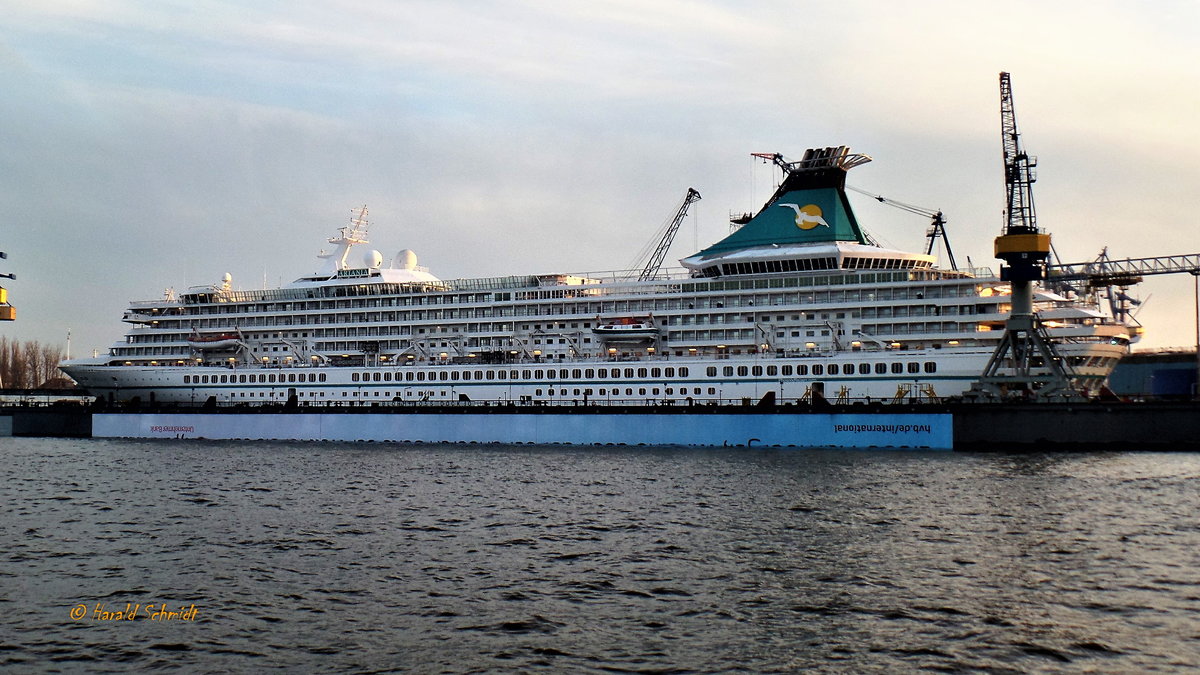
[972,72,1078,400]
[1049,249,1200,329]
[637,188,701,281]
[847,186,957,270]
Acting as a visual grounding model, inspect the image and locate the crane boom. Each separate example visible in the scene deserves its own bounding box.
[639,188,701,281]
[1001,72,1038,235]
[846,186,957,270]
[1048,252,1200,283]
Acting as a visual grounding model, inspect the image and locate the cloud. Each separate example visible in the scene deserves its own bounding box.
[2,1,1199,354]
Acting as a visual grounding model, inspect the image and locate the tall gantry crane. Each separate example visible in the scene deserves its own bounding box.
[638,188,701,281]
[973,72,1078,399]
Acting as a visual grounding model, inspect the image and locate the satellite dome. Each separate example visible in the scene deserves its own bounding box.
[363,249,384,269]
[394,249,418,271]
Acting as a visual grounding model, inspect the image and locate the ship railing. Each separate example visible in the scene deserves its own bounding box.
[149,394,964,412]
[128,299,181,309]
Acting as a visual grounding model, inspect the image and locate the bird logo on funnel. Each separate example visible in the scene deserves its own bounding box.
[778,203,829,230]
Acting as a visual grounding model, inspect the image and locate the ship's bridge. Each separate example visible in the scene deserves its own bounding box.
[682,242,935,278]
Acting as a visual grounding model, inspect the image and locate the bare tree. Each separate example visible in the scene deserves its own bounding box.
[0,337,70,388]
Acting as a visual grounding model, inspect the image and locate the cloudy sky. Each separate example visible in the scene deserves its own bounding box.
[2,0,1199,355]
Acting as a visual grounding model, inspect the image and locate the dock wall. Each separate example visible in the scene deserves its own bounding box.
[10,401,1200,450]
[92,411,953,449]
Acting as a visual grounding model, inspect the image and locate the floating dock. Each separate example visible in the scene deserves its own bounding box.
[5,400,1199,450]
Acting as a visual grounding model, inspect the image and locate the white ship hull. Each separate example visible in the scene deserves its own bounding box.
[64,343,1123,406]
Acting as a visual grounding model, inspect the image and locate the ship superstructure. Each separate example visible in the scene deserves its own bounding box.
[60,148,1133,405]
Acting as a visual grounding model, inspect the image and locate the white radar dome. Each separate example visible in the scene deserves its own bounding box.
[363,249,384,269]
[393,249,418,271]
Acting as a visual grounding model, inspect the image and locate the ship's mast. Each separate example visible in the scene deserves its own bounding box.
[972,72,1078,400]
[316,205,371,275]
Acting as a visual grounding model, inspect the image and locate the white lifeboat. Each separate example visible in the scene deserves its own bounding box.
[187,332,241,350]
[592,317,659,341]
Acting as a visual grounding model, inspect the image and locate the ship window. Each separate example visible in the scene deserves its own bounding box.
[535,389,542,396]
[626,388,633,396]
[404,372,413,381]
[666,367,675,377]
[384,372,392,381]
[828,364,839,375]
[201,375,209,383]
[737,366,748,376]
[891,363,903,374]
[560,369,569,379]
[240,374,248,383]
[875,363,886,374]
[624,368,634,378]
[723,366,733,376]
[924,362,937,373]
[610,368,620,377]
[270,374,278,383]
[812,365,824,375]
[782,365,793,376]
[498,370,507,380]
[585,369,594,378]
[597,369,606,379]
[534,370,543,379]
[352,373,360,382]
[372,372,381,382]
[707,367,717,377]
[439,372,448,381]
[908,362,920,373]
[320,373,327,382]
[450,371,459,381]
[766,366,777,376]
[651,368,661,377]
[482,370,491,379]
[707,387,715,395]
[859,363,870,375]
[573,369,582,378]
[417,372,425,381]
[752,366,763,376]
[523,370,532,379]
[184,375,191,384]
[640,388,647,395]
[637,368,647,377]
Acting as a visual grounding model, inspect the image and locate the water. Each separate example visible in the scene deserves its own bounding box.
[3,438,1199,673]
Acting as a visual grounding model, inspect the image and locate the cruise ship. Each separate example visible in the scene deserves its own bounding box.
[60,147,1134,406]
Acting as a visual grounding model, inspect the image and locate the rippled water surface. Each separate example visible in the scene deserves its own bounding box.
[3,438,1200,673]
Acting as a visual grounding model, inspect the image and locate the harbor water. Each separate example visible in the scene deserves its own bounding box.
[3,438,1199,672]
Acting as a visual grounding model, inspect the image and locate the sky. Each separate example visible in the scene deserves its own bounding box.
[2,0,1199,357]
